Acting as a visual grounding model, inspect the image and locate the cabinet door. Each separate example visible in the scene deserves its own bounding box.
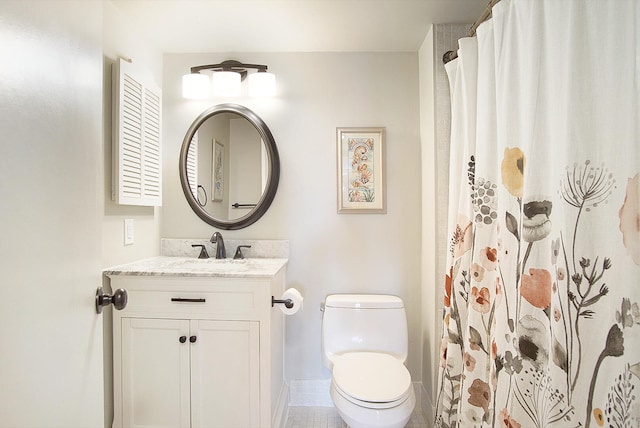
[190,320,260,428]
[121,318,191,428]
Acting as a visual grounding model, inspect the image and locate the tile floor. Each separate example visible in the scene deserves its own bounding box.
[284,406,429,428]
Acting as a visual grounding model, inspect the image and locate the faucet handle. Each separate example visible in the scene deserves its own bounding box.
[234,245,252,260]
[191,244,210,259]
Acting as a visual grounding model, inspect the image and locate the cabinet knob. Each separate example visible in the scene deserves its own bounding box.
[189,335,197,343]
[179,336,187,344]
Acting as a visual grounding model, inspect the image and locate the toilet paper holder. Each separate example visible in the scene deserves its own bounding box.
[271,296,294,309]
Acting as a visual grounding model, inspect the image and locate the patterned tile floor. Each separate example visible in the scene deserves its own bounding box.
[284,406,429,428]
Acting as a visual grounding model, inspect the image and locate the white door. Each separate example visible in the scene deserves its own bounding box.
[190,320,261,428]
[0,1,105,426]
[121,318,191,428]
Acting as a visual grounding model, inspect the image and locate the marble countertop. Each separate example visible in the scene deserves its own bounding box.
[103,256,288,278]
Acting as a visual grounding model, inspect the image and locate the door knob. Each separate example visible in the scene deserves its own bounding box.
[95,287,128,314]
[189,335,197,343]
[179,336,187,343]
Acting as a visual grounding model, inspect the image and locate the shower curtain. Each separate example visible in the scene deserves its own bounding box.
[435,1,639,427]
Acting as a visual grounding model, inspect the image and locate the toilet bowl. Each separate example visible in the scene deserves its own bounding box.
[329,352,416,428]
[321,294,416,428]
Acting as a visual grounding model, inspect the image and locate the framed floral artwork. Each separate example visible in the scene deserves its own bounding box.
[336,127,386,213]
[212,140,224,202]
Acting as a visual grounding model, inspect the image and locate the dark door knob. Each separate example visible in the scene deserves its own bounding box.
[179,336,187,343]
[111,289,128,310]
[189,335,197,343]
[95,287,128,314]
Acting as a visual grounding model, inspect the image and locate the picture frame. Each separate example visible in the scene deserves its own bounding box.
[212,140,224,202]
[337,127,386,213]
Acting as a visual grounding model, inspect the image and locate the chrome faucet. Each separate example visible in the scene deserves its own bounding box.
[210,232,226,259]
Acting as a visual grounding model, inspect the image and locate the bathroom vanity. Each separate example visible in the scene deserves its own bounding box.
[104,256,288,428]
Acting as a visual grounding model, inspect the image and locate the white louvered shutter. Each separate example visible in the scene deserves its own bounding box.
[112,58,162,206]
[186,132,198,196]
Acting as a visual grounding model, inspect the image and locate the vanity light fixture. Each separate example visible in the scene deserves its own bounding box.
[182,60,276,99]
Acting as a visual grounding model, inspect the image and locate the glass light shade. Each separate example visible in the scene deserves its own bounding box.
[211,71,241,97]
[248,72,276,97]
[182,73,210,99]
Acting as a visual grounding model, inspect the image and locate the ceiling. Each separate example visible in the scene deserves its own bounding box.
[110,0,487,53]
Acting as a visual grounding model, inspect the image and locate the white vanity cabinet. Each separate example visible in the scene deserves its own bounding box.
[105,258,287,428]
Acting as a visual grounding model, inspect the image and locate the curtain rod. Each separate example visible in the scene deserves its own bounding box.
[442,0,502,64]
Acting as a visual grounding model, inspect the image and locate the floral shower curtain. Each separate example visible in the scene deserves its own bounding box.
[435,1,639,427]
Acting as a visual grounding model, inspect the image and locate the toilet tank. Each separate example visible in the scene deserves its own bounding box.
[321,294,408,369]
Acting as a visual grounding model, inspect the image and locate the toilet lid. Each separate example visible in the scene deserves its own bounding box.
[332,352,411,403]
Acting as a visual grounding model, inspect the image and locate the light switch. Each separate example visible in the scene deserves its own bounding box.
[124,219,134,245]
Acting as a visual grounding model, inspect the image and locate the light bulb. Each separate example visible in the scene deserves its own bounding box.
[212,71,241,97]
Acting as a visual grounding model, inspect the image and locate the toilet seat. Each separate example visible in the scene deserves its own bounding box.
[331,352,412,409]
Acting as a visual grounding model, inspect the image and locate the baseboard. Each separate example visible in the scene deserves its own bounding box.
[272,382,289,428]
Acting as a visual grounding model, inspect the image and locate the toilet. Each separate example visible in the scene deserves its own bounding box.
[321,294,416,428]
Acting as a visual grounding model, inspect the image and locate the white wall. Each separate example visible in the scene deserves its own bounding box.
[229,118,262,219]
[162,52,423,380]
[418,25,438,419]
[102,1,163,268]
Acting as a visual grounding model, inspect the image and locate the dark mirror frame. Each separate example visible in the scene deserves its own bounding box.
[179,103,280,230]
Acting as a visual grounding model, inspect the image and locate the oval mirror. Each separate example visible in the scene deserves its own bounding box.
[179,104,280,230]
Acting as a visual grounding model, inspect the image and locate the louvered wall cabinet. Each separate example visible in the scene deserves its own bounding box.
[112,58,162,206]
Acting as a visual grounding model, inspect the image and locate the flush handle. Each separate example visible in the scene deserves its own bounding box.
[95,287,128,314]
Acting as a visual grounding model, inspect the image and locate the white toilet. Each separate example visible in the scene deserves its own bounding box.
[321,294,416,428]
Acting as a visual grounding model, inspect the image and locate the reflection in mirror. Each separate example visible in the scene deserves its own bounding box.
[187,113,266,220]
[179,104,279,230]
